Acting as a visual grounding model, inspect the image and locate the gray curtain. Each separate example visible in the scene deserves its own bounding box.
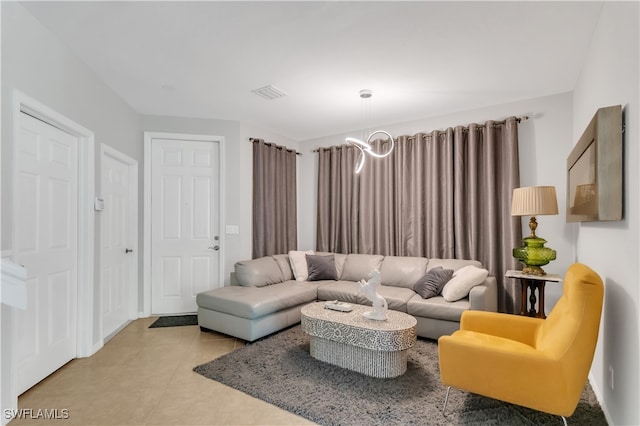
[316,145,360,253]
[452,119,522,313]
[252,139,297,258]
[316,117,521,313]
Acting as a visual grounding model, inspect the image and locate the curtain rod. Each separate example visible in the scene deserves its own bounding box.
[312,115,530,153]
[250,137,302,156]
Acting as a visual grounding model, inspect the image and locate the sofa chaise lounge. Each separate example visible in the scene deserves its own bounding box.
[196,252,498,341]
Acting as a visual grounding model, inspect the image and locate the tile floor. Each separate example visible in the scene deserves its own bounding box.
[11,318,315,425]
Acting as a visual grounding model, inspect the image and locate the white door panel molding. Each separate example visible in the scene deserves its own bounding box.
[143,132,225,316]
[99,144,138,339]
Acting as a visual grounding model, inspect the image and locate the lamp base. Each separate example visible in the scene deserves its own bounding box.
[513,236,556,277]
[521,265,547,276]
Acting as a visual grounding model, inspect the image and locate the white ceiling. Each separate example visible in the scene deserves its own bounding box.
[21,1,603,141]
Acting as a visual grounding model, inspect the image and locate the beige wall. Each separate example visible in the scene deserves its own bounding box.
[572,2,640,424]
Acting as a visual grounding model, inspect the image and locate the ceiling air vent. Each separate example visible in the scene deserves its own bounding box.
[251,85,287,100]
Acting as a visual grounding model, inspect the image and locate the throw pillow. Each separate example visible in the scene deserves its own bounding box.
[288,250,314,281]
[441,265,489,302]
[306,254,337,281]
[413,267,454,299]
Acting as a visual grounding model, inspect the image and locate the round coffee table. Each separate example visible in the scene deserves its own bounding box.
[301,302,417,378]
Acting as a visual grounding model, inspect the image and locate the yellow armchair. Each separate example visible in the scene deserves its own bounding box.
[438,263,604,421]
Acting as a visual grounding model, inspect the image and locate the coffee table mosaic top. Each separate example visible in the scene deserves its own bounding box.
[301,302,417,352]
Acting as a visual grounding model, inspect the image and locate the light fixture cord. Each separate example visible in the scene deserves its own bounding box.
[361,93,372,142]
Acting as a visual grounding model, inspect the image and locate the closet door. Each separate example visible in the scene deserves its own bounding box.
[14,112,78,394]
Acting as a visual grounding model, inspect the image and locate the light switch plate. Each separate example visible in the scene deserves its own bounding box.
[226,225,239,235]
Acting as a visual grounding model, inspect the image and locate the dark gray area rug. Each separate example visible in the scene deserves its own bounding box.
[194,325,607,426]
[149,314,197,328]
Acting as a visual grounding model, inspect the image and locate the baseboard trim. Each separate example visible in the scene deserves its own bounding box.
[588,371,613,425]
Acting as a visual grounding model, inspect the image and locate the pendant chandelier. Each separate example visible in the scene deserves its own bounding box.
[345,89,395,174]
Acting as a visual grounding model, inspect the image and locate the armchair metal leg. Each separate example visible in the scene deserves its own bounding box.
[442,387,568,425]
[443,386,452,413]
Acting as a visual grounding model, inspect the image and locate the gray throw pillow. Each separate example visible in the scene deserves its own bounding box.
[306,254,337,281]
[413,266,454,299]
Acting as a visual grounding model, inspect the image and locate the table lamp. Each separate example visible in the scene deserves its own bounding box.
[511,186,558,276]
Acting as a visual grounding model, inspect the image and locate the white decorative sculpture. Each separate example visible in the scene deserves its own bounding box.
[359,270,388,321]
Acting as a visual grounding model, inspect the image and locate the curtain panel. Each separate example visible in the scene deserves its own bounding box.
[316,117,522,313]
[252,139,297,258]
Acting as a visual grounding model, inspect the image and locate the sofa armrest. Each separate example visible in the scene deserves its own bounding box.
[469,276,498,312]
[234,257,284,287]
[230,272,240,286]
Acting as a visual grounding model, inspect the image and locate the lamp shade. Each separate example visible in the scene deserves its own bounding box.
[511,186,558,216]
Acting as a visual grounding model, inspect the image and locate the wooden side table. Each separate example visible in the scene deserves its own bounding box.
[505,270,563,319]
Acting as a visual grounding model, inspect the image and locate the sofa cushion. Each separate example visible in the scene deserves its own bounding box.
[441,265,489,302]
[306,254,337,281]
[196,281,317,320]
[316,280,414,313]
[317,281,367,306]
[234,257,284,287]
[272,254,294,281]
[380,256,428,289]
[406,294,470,322]
[413,267,454,299]
[376,285,415,312]
[288,250,314,281]
[340,254,384,281]
[427,258,482,272]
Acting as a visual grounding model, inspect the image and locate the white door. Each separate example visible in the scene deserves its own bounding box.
[150,138,220,314]
[14,112,78,394]
[101,146,138,338]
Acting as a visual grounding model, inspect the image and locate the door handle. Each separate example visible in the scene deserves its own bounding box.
[125,248,133,254]
[208,246,220,251]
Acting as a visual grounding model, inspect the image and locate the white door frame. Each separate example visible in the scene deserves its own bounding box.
[99,143,139,338]
[143,132,225,317]
[11,90,96,358]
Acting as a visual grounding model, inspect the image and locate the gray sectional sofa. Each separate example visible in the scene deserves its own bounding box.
[196,252,498,342]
